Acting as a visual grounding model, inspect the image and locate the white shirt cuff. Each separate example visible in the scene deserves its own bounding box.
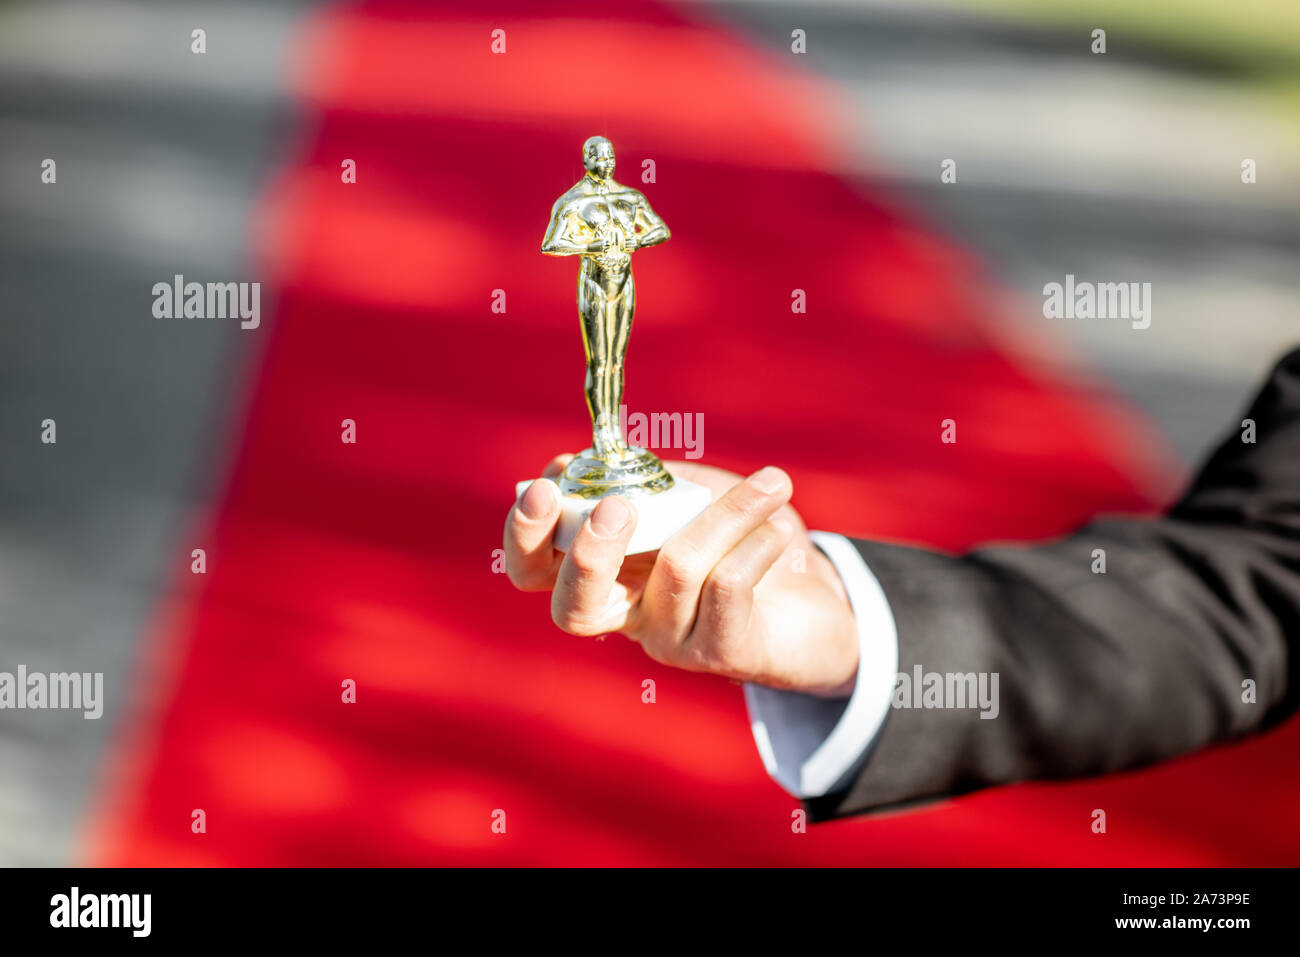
[743,531,899,799]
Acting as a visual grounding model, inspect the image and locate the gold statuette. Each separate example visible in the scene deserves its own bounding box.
[541,135,674,499]
[521,136,710,553]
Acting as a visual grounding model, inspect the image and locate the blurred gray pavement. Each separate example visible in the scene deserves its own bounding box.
[0,0,311,865]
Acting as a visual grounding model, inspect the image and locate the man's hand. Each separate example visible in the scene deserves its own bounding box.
[504,458,860,697]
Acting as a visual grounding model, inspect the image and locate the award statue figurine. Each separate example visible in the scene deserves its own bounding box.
[516,136,710,553]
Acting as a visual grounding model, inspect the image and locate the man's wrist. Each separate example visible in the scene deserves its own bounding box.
[806,543,859,698]
[743,531,900,799]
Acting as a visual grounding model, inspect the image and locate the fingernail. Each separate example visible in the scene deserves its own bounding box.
[590,496,632,537]
[770,516,794,538]
[750,466,789,495]
[519,479,556,520]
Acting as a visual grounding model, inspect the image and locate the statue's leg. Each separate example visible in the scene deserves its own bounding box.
[607,272,635,450]
[561,268,673,497]
[577,269,616,457]
[593,285,623,455]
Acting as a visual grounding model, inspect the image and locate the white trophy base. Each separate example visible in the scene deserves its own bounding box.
[514,473,712,555]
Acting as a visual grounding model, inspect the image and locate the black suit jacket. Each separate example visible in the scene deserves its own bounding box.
[809,347,1300,820]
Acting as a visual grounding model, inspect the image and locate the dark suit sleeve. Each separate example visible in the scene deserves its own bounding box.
[807,347,1300,821]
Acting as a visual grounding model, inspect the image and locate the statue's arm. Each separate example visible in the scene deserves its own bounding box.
[541,200,598,256]
[633,198,670,249]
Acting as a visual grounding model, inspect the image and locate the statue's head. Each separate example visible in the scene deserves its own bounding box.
[583,136,615,180]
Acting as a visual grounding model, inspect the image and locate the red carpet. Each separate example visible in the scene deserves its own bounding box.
[89,0,1300,865]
